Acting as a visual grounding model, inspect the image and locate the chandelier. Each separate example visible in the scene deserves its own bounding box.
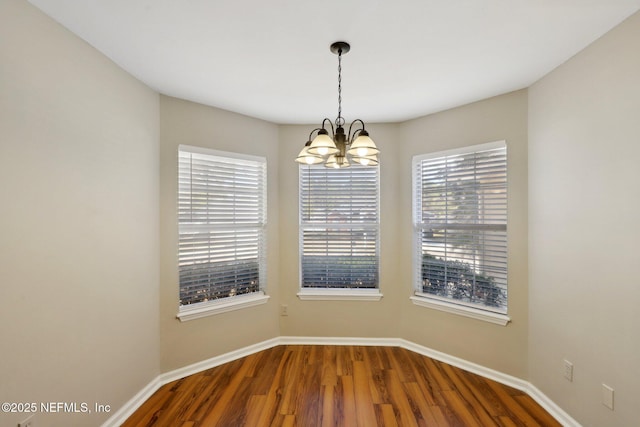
[295,42,379,168]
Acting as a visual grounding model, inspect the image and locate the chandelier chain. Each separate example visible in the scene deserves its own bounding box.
[337,48,344,127]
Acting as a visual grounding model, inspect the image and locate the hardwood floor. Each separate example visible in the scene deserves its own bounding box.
[122,345,561,427]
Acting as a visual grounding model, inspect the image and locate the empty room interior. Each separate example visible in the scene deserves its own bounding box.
[2,0,639,426]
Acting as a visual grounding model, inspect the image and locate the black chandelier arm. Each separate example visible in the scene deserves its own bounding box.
[306,127,323,144]
[321,118,335,136]
[347,119,367,142]
[349,128,365,144]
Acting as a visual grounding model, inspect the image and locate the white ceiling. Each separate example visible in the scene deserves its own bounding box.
[28,0,640,124]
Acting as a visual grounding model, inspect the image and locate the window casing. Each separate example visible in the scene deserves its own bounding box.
[412,141,508,322]
[298,164,380,299]
[177,145,267,320]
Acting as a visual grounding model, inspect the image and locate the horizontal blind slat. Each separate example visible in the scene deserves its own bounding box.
[178,149,267,306]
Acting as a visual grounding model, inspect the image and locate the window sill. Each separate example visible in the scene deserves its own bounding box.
[297,288,383,301]
[177,292,270,322]
[410,294,510,326]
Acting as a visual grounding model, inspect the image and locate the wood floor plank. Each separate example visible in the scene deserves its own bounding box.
[456,367,511,419]
[386,346,417,383]
[485,378,544,426]
[189,359,245,422]
[428,404,451,427]
[514,394,562,427]
[176,376,219,422]
[281,414,295,427]
[498,415,520,427]
[352,360,378,427]
[197,357,254,426]
[122,380,172,426]
[294,352,322,425]
[403,381,443,427]
[321,345,338,386]
[336,345,353,376]
[385,368,419,427]
[278,347,305,416]
[439,362,498,426]
[377,403,400,427]
[246,346,286,395]
[255,347,292,426]
[442,389,495,427]
[320,385,337,427]
[404,351,440,408]
[241,394,266,427]
[423,357,455,392]
[339,374,358,427]
[122,345,562,427]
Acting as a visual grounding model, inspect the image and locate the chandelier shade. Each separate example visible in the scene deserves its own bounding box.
[295,144,324,165]
[307,129,339,156]
[295,42,379,169]
[347,131,379,157]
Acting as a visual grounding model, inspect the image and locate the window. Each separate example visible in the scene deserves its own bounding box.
[412,141,509,324]
[177,145,268,321]
[298,164,381,300]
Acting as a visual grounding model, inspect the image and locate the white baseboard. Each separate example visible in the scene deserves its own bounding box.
[398,339,529,390]
[102,336,581,427]
[100,377,161,427]
[279,335,399,346]
[159,337,280,384]
[396,339,580,427]
[101,337,279,427]
[524,383,582,427]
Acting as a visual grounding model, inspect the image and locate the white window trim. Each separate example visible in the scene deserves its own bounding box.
[412,140,509,323]
[410,293,510,326]
[177,292,270,322]
[297,288,383,301]
[179,144,266,163]
[413,140,505,162]
[177,145,267,316]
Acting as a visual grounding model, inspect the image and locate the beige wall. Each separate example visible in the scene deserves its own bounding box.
[0,1,160,426]
[398,90,530,378]
[159,96,280,372]
[528,11,640,427]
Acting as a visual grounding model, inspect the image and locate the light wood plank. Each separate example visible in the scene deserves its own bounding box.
[340,375,358,427]
[353,360,378,427]
[377,403,400,427]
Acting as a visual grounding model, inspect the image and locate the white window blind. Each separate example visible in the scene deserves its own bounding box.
[413,141,507,313]
[299,164,379,289]
[178,146,266,307]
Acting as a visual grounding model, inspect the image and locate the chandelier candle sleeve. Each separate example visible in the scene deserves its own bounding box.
[295,41,379,169]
